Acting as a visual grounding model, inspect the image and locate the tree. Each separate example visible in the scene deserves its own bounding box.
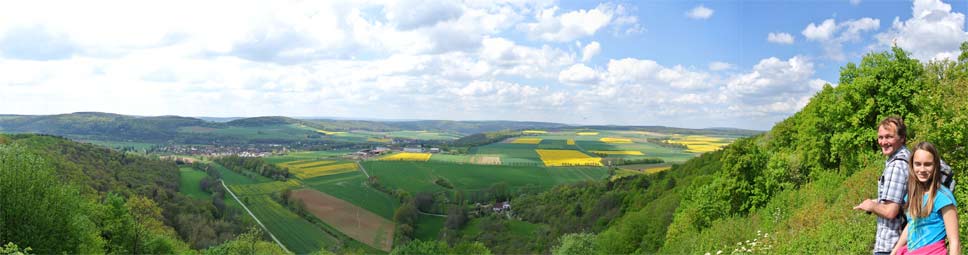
[0,145,104,254]
[551,233,597,255]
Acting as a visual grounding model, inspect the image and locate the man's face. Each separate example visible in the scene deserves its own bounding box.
[877,124,903,156]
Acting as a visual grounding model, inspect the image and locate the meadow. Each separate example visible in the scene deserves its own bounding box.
[178,167,210,199]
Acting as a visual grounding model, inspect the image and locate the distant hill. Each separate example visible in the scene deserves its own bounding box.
[0,112,760,145]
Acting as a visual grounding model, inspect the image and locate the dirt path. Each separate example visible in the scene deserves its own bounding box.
[221,180,291,254]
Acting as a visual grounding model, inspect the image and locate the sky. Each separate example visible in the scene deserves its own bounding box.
[0,0,966,130]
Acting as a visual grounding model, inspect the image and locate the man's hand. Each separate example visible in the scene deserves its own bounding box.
[853,199,876,212]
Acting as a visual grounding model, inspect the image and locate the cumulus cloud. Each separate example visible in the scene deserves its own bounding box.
[581,41,601,62]
[767,32,794,44]
[724,56,827,115]
[559,63,600,84]
[384,0,463,30]
[686,5,714,20]
[802,18,880,60]
[520,3,641,42]
[709,61,734,71]
[875,0,968,61]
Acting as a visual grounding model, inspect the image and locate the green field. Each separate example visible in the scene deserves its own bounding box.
[361,161,607,194]
[265,150,353,164]
[414,215,445,241]
[213,162,273,185]
[178,167,211,199]
[241,195,338,254]
[302,171,399,220]
[461,217,541,238]
[469,143,543,166]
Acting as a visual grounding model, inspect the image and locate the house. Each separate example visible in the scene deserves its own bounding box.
[429,148,440,153]
[492,201,511,212]
[403,147,423,153]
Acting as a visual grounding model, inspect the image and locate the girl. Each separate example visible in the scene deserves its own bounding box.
[892,142,961,255]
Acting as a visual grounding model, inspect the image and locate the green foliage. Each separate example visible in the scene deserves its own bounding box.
[551,233,596,255]
[0,242,32,255]
[203,228,287,255]
[0,144,104,254]
[654,45,968,253]
[390,239,491,255]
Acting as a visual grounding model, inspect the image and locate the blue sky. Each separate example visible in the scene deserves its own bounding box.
[0,0,966,130]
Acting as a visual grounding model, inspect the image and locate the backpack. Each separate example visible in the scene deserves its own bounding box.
[891,154,955,191]
[939,159,955,191]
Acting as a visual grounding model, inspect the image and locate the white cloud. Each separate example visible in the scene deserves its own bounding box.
[724,56,826,115]
[767,32,794,44]
[875,0,968,61]
[802,19,837,41]
[559,63,599,84]
[384,0,462,30]
[850,0,863,6]
[709,61,734,71]
[520,4,641,42]
[802,18,880,60]
[581,41,601,62]
[686,5,714,20]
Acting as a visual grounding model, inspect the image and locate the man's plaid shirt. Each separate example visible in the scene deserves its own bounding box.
[874,146,910,253]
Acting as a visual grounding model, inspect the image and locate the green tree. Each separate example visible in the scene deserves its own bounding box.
[0,145,104,254]
[551,233,596,255]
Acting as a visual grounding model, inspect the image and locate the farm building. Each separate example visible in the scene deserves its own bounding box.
[492,201,511,212]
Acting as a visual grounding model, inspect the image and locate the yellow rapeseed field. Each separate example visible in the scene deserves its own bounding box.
[600,137,633,144]
[380,152,432,161]
[576,132,599,136]
[510,138,543,144]
[589,150,644,155]
[666,135,730,153]
[566,139,575,145]
[292,163,358,179]
[535,149,603,167]
[522,130,547,134]
[367,137,392,143]
[315,129,347,135]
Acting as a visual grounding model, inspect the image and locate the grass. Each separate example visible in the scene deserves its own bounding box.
[302,171,399,220]
[414,215,445,241]
[229,180,302,196]
[178,167,211,199]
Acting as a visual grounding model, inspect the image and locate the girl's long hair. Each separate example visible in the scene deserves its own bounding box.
[906,141,942,218]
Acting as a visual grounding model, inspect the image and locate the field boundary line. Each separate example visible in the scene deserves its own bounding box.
[416,209,446,217]
[356,161,371,178]
[220,180,292,254]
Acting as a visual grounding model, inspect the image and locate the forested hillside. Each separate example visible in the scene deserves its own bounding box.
[547,46,968,254]
[0,134,285,254]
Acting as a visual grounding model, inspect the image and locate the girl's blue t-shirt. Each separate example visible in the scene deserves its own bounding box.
[904,187,957,251]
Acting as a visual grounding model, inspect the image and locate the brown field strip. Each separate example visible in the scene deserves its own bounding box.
[290,189,394,252]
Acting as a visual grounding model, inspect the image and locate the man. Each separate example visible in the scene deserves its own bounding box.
[853,116,910,255]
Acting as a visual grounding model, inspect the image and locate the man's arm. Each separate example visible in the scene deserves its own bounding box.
[853,199,902,219]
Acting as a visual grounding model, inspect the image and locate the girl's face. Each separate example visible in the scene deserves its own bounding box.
[912,149,936,183]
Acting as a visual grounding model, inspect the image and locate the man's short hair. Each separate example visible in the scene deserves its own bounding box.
[879,116,906,143]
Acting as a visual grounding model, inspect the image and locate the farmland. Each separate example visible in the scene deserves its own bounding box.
[289,189,395,252]
[535,149,603,167]
[240,195,338,254]
[361,161,607,194]
[379,152,432,161]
